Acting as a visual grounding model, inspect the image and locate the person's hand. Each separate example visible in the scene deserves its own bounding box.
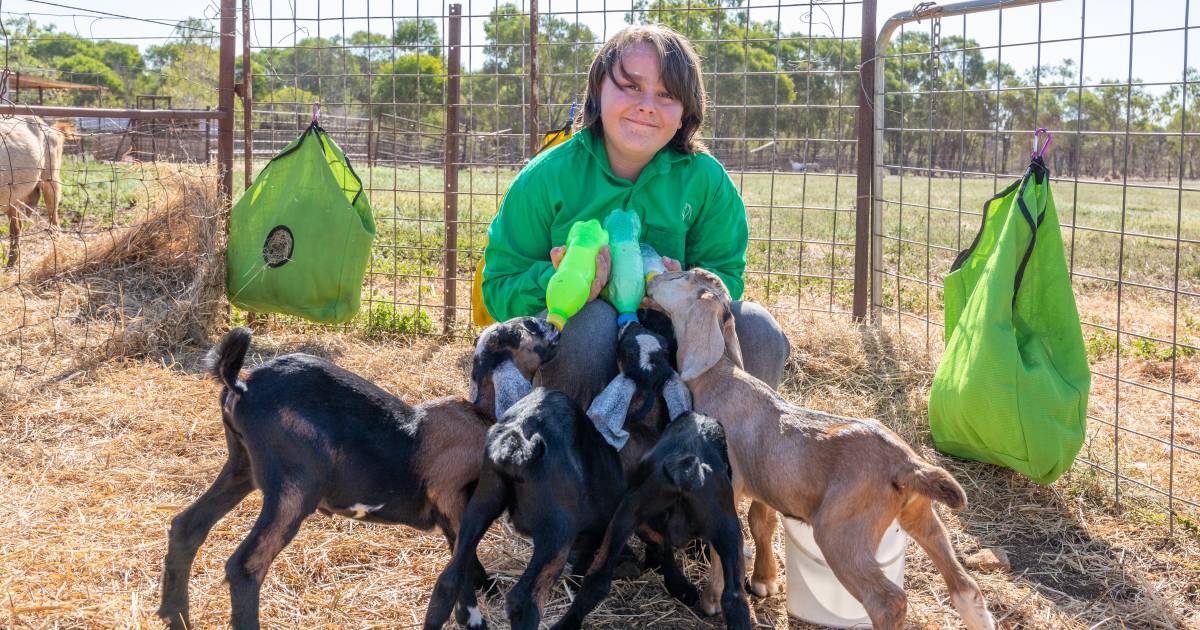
[550,244,611,303]
[640,256,682,309]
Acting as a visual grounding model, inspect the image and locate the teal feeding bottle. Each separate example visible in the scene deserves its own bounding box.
[640,242,667,283]
[603,208,644,326]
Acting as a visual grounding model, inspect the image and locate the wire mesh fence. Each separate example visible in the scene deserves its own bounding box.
[0,116,225,403]
[0,0,1193,537]
[870,0,1199,534]
[0,2,234,403]
[242,0,867,336]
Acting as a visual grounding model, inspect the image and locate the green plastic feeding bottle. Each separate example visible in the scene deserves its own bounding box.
[546,219,609,330]
[603,208,645,326]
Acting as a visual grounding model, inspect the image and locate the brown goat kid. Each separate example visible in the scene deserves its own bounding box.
[645,269,995,630]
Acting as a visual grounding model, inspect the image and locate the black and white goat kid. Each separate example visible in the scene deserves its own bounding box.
[552,322,752,630]
[156,317,559,630]
[424,317,682,630]
[422,383,628,630]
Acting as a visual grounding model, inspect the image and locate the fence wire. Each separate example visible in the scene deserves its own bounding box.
[243,0,866,336]
[0,0,1192,538]
[871,0,1199,534]
[0,6,231,402]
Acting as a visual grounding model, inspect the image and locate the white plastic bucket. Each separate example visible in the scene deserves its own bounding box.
[782,517,907,628]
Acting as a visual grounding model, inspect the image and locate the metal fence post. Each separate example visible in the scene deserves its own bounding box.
[528,0,539,159]
[242,0,253,190]
[218,0,236,208]
[443,4,462,334]
[853,0,878,322]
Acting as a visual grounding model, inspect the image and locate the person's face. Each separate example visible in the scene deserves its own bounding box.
[599,42,685,168]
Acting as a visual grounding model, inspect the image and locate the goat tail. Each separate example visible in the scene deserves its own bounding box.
[208,327,251,395]
[486,425,545,474]
[897,463,967,510]
[662,454,711,493]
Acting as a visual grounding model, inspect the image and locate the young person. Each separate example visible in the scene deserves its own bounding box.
[483,24,790,405]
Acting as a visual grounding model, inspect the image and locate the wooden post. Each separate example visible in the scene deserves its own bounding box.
[367,114,376,167]
[242,0,253,190]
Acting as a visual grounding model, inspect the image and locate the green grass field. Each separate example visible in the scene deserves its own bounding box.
[281,163,1198,348]
[19,158,1198,349]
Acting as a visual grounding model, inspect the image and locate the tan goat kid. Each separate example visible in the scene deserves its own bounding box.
[0,115,67,267]
[645,269,995,630]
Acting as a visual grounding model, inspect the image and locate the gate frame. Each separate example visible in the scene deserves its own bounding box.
[862,0,1061,319]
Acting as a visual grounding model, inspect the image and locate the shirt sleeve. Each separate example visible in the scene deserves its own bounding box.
[482,171,557,320]
[686,166,748,301]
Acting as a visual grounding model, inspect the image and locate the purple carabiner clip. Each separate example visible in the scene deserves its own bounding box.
[312,101,321,125]
[1032,127,1052,159]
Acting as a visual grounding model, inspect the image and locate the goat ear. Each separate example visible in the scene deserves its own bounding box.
[680,290,736,380]
[492,359,533,419]
[586,374,635,450]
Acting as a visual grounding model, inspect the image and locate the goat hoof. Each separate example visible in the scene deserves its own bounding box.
[749,578,779,597]
[699,596,721,617]
[466,608,488,630]
[156,610,189,630]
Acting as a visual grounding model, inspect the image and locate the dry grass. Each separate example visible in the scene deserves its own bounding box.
[1,167,1197,627]
[1,310,1197,629]
[0,163,225,406]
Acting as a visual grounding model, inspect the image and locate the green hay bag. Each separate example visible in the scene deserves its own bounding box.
[929,157,1090,484]
[226,122,376,323]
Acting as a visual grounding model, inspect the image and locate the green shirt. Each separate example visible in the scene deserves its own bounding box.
[482,127,748,320]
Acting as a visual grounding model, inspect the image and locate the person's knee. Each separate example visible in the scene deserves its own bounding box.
[535,300,618,403]
[733,302,789,352]
[731,301,790,387]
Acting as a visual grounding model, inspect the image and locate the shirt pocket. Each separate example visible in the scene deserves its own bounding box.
[644,224,686,265]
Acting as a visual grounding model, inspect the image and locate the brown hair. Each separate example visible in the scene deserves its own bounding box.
[575,24,707,154]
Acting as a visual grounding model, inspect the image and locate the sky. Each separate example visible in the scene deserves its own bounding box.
[1,0,1195,87]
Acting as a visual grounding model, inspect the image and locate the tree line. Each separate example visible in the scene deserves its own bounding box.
[3,0,1192,179]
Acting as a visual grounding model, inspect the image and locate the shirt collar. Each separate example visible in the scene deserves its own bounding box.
[576,126,693,184]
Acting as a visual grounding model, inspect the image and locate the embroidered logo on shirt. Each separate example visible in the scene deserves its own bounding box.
[682,202,694,222]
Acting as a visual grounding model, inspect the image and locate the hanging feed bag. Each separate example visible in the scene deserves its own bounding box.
[226,122,376,324]
[929,154,1090,485]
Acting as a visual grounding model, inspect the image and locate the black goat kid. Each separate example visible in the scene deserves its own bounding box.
[554,319,751,629]
[425,319,708,630]
[157,317,559,630]
[423,386,627,630]
[549,411,751,630]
